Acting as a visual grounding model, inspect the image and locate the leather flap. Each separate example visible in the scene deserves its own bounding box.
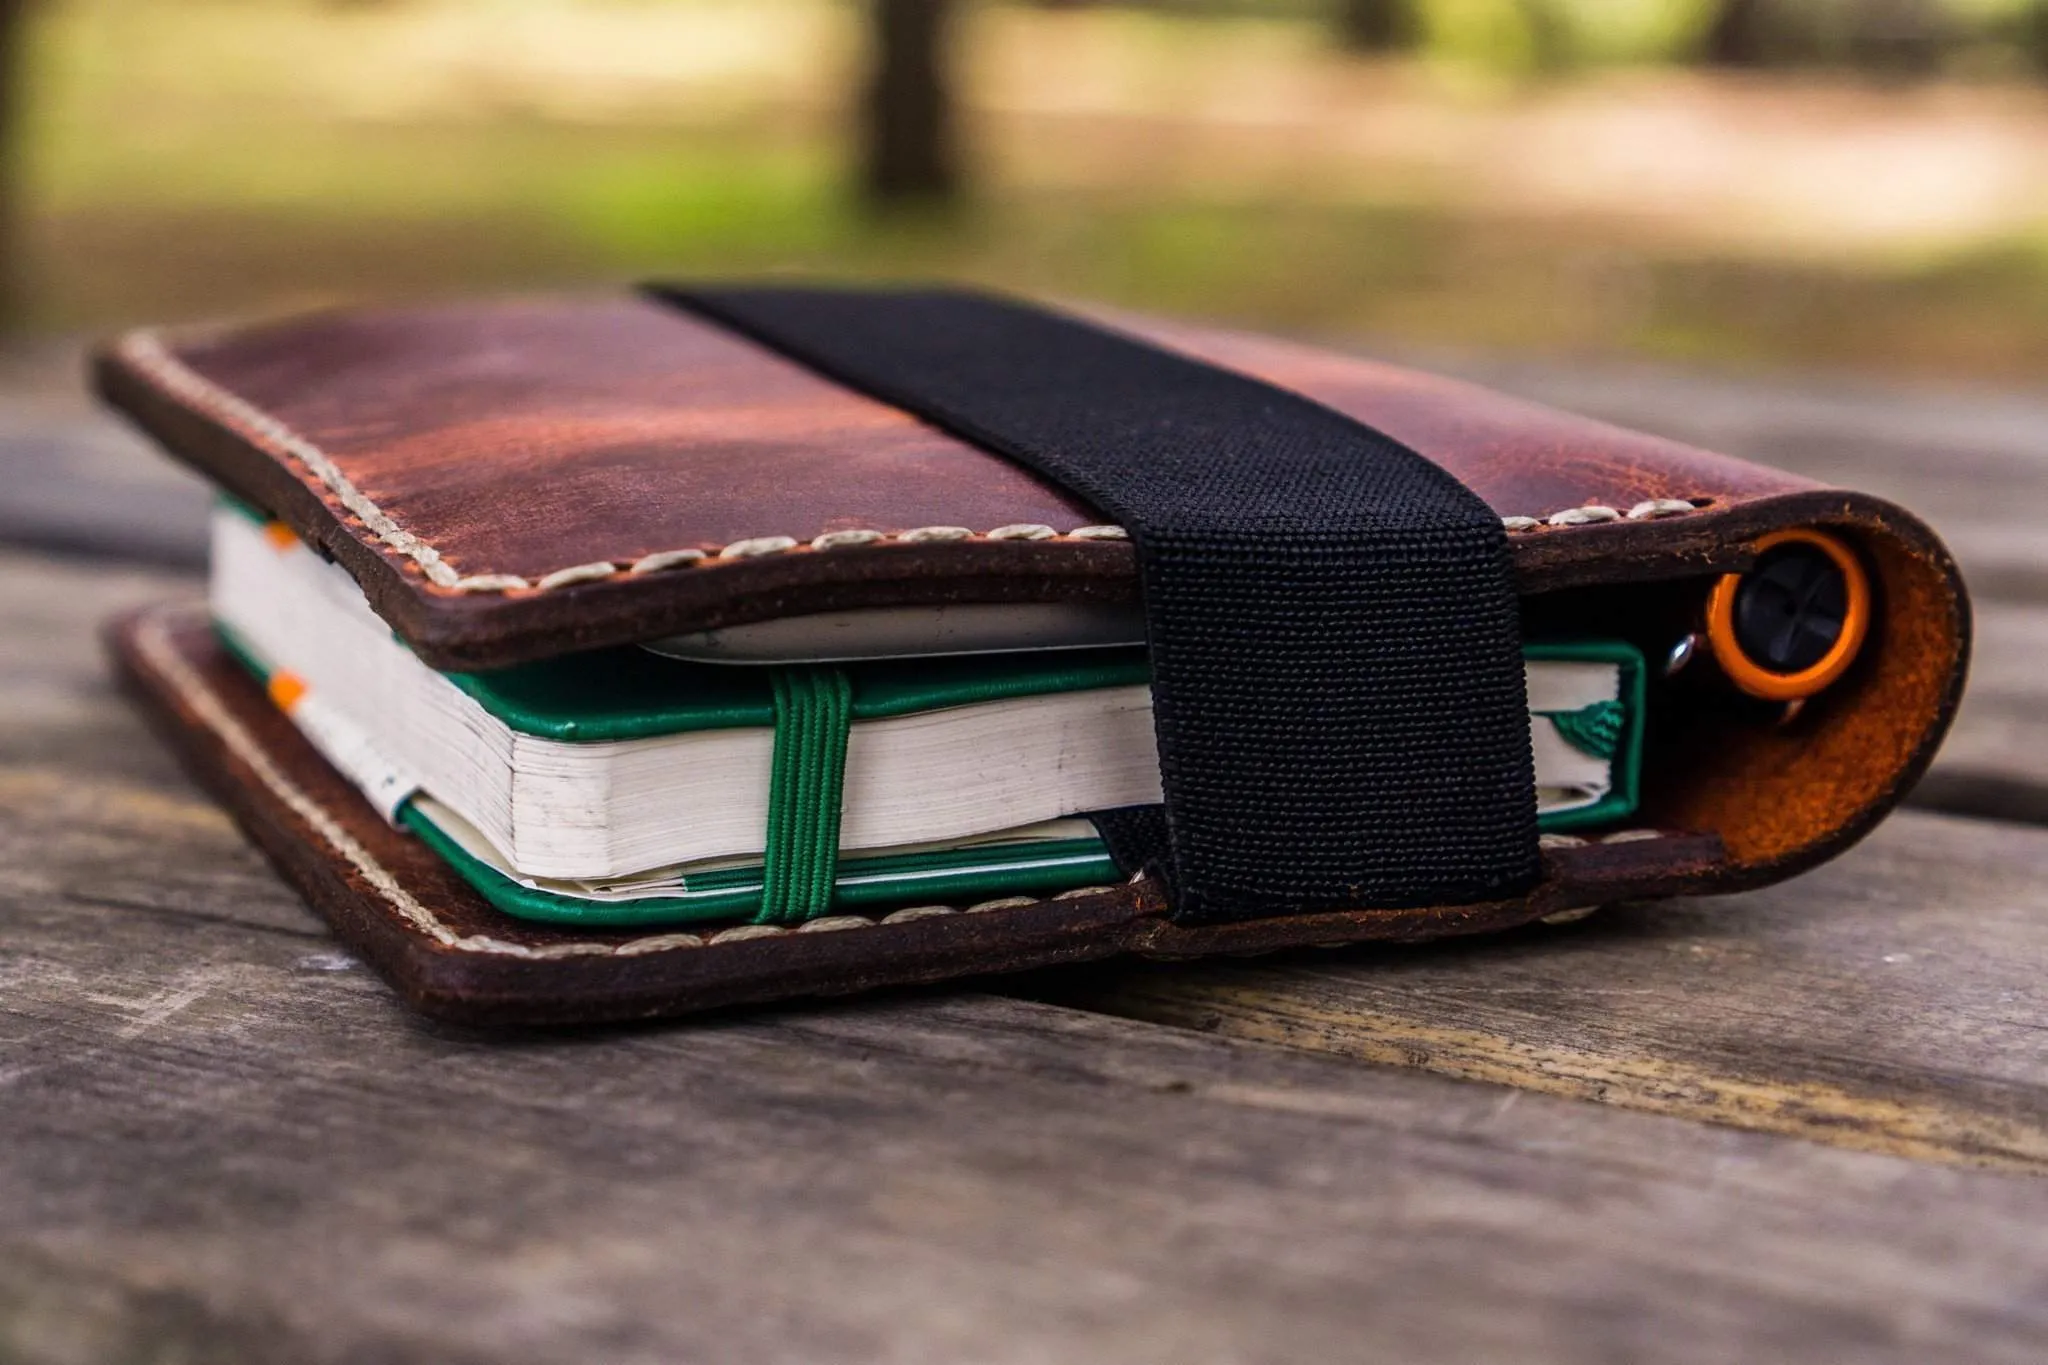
[93,293,1971,904]
[99,292,1821,672]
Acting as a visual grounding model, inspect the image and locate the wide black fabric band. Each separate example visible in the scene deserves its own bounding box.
[650,284,1540,923]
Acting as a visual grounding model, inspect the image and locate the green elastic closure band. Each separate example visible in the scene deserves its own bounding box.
[758,667,854,924]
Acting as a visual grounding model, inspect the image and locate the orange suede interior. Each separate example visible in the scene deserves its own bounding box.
[1639,513,1964,870]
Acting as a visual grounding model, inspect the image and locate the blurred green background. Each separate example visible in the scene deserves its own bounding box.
[14,0,2048,380]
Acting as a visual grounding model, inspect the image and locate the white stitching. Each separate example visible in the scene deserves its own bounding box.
[628,548,706,575]
[811,529,885,551]
[130,606,1120,959]
[120,332,467,590]
[795,915,871,933]
[116,329,1135,594]
[1542,829,1667,850]
[966,895,1038,913]
[1504,502,1697,533]
[708,924,785,944]
[451,573,532,593]
[1547,505,1623,527]
[1628,499,1695,520]
[136,609,542,955]
[120,328,1696,589]
[533,561,619,592]
[613,931,706,954]
[718,535,799,560]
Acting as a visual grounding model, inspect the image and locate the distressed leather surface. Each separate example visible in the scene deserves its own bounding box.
[90,293,1972,1021]
[139,297,1106,568]
[95,294,1815,670]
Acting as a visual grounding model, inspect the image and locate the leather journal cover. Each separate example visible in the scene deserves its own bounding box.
[95,290,1969,1025]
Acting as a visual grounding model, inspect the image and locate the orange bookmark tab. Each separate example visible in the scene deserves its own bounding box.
[266,671,307,713]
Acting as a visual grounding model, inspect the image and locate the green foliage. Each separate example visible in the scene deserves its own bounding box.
[8,0,2048,383]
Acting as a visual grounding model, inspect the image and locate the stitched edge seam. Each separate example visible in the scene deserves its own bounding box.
[117,329,1133,593]
[121,331,471,589]
[131,608,1118,959]
[117,330,1699,597]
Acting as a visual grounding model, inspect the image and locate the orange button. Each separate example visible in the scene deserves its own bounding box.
[1706,528,1870,702]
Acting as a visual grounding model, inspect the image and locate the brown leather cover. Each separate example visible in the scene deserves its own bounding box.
[97,295,1851,670]
[92,293,1971,1023]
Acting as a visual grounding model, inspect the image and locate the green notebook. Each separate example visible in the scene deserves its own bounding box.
[209,500,1644,929]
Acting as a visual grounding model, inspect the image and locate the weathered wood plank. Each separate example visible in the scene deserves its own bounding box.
[10,778,2048,1364]
[0,346,208,568]
[16,897,2048,1364]
[9,558,2048,1360]
[0,553,201,785]
[1908,600,2048,821]
[1032,806,2048,1171]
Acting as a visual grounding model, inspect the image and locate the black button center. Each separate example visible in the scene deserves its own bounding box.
[1733,543,1849,674]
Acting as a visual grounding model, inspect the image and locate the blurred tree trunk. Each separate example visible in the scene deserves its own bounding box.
[1844,0,1948,77]
[2026,1,2048,74]
[1518,0,1570,71]
[861,0,962,206]
[1334,0,1417,53]
[1700,0,1774,66]
[0,0,32,325]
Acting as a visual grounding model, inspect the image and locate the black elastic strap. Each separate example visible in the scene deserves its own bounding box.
[648,284,1539,923]
[1088,806,1173,889]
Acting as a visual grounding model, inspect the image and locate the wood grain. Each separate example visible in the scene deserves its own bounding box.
[10,780,2048,1365]
[1908,600,2048,819]
[0,553,201,783]
[8,552,2048,1361]
[18,889,2048,1365]
[1032,806,2048,1170]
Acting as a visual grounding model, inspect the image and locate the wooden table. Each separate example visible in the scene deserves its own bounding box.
[7,343,2048,1362]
